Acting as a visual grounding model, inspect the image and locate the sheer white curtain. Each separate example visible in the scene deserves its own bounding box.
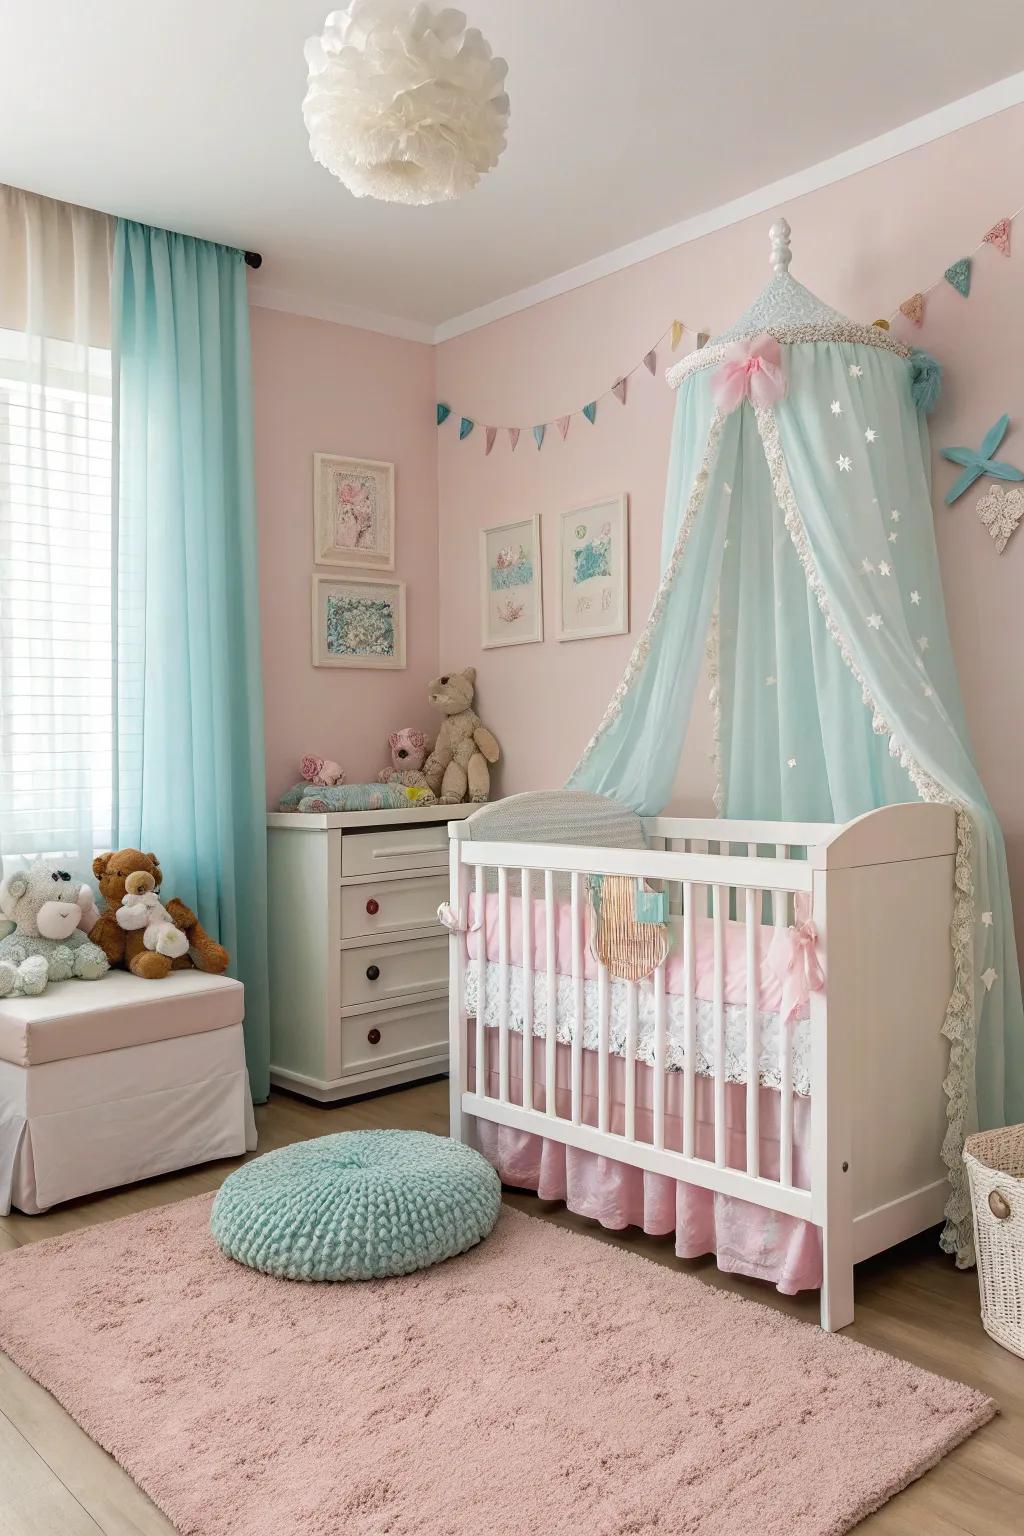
[0,186,127,867]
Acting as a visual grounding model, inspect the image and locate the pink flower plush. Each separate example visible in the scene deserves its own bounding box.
[299,755,345,787]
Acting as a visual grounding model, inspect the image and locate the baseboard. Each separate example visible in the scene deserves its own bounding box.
[269,1053,450,1104]
[853,1178,948,1263]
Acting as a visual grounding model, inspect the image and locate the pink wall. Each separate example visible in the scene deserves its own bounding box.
[436,104,1024,908]
[251,307,439,803]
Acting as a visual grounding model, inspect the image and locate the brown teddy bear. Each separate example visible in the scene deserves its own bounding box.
[422,668,501,803]
[90,849,230,980]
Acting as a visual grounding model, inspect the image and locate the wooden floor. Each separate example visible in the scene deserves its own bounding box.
[1,1081,1022,1536]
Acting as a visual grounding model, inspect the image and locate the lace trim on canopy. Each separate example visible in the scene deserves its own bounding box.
[706,602,724,814]
[753,401,978,1267]
[572,410,726,779]
[667,323,911,390]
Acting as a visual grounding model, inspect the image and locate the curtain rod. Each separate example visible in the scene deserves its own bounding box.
[244,251,262,269]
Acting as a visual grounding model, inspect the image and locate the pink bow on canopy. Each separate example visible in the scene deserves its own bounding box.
[767,894,825,1025]
[711,333,786,413]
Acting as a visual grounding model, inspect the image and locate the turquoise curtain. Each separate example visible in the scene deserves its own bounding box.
[569,337,1024,1262]
[113,221,270,1103]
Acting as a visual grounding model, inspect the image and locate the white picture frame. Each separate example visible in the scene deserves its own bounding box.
[556,494,629,642]
[312,573,406,669]
[479,513,544,649]
[313,453,395,570]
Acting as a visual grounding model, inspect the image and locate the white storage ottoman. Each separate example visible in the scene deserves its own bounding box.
[0,971,257,1214]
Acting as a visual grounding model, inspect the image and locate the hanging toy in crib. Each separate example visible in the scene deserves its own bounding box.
[587,875,670,981]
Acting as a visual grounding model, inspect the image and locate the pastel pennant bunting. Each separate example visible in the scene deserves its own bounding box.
[643,349,657,375]
[459,416,474,440]
[899,293,925,327]
[944,257,971,297]
[983,217,1011,256]
[582,401,597,424]
[670,319,684,350]
[872,318,890,330]
[484,425,497,456]
[696,331,710,349]
[612,377,628,405]
[436,402,451,425]
[533,424,546,450]
[508,427,520,451]
[557,415,571,440]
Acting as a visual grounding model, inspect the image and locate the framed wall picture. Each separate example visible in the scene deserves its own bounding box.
[479,514,543,649]
[312,573,406,669]
[556,494,629,642]
[313,453,395,570]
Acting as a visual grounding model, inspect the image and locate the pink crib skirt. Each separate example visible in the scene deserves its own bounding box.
[469,1027,823,1295]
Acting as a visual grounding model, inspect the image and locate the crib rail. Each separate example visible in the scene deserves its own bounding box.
[448,826,822,1228]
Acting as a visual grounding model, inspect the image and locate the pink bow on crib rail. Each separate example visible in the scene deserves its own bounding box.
[711,333,786,413]
[437,902,480,935]
[767,900,825,1025]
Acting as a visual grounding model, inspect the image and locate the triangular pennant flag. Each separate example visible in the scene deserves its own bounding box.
[533,424,546,450]
[670,319,684,350]
[643,349,657,375]
[983,217,1011,256]
[484,426,497,456]
[459,416,474,440]
[696,330,710,349]
[582,401,597,425]
[557,415,571,440]
[872,318,890,330]
[508,427,520,452]
[899,293,925,327]
[436,402,451,425]
[944,257,971,297]
[612,377,627,405]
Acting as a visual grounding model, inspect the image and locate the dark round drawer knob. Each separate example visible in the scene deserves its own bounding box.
[367,1027,382,1045]
[365,898,379,915]
[366,964,380,981]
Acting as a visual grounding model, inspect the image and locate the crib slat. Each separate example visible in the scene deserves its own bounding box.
[521,868,533,1113]
[682,882,696,1158]
[625,981,638,1142]
[713,884,726,1167]
[544,869,556,1117]
[571,872,584,1127]
[497,866,510,1104]
[775,846,789,928]
[780,1008,794,1188]
[653,956,667,1150]
[597,960,610,1134]
[475,865,486,1101]
[745,886,760,1177]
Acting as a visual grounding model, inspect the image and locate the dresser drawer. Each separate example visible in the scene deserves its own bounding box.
[340,998,448,1076]
[341,934,447,1010]
[341,873,447,940]
[341,824,449,878]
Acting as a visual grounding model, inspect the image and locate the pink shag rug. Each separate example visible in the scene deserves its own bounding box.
[0,1197,993,1536]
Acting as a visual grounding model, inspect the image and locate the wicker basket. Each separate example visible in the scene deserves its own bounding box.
[964,1124,1024,1358]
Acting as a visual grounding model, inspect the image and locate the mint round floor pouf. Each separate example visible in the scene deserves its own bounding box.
[210,1130,501,1281]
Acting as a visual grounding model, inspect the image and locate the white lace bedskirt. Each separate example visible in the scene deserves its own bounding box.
[464,962,811,1097]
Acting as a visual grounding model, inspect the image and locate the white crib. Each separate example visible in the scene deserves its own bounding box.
[447,802,957,1330]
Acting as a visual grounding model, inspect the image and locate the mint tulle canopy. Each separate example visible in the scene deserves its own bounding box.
[568,225,1024,1265]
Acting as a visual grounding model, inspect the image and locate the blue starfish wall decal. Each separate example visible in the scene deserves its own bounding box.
[941,414,1024,505]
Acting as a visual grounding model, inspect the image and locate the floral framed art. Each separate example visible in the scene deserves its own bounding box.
[313,453,395,570]
[312,574,406,669]
[479,514,543,649]
[556,494,629,642]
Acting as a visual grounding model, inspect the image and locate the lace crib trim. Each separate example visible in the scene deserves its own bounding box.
[753,402,977,1267]
[666,322,911,389]
[570,410,726,780]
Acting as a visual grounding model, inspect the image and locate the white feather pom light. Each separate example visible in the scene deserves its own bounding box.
[303,2,510,206]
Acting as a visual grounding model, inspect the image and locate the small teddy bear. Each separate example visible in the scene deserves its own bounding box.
[422,668,501,804]
[115,888,191,961]
[0,859,109,989]
[300,755,345,787]
[91,849,229,980]
[377,727,437,803]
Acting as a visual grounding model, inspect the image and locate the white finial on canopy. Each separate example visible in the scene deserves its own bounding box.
[769,217,792,274]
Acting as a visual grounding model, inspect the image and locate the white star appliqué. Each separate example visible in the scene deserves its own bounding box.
[982,912,993,927]
[922,684,933,698]
[889,509,901,522]
[888,531,898,543]
[861,558,875,574]
[910,590,921,605]
[864,428,877,443]
[849,364,863,378]
[836,455,852,473]
[787,758,797,769]
[878,561,891,576]
[867,613,883,630]
[830,400,843,416]
[982,967,998,992]
[765,675,776,686]
[917,635,930,652]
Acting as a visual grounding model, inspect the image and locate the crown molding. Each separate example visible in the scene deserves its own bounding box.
[247,281,436,344]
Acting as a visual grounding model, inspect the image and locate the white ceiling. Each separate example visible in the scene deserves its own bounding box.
[4,1,1024,338]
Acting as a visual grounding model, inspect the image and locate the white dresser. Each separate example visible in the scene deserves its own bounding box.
[266,805,473,1102]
